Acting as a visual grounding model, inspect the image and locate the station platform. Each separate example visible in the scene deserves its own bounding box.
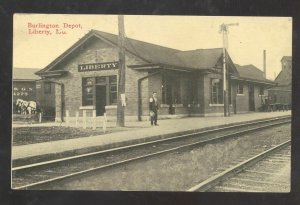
[12,111,291,161]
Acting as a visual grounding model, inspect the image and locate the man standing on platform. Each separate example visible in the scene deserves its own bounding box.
[149,91,159,126]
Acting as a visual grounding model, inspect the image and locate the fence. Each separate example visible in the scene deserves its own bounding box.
[64,110,108,132]
[12,113,43,124]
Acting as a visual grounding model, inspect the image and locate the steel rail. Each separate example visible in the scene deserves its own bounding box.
[12,115,290,171]
[187,140,291,192]
[13,117,291,190]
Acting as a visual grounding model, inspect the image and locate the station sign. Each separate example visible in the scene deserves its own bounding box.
[78,62,119,72]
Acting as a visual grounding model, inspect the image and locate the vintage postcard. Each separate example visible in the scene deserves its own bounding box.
[12,14,292,191]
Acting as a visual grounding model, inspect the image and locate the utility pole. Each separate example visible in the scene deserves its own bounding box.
[116,15,126,127]
[220,23,238,117]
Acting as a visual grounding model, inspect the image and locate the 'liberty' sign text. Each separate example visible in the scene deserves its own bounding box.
[78,62,118,72]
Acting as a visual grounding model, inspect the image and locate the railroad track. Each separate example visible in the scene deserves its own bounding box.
[12,116,291,190]
[187,140,291,192]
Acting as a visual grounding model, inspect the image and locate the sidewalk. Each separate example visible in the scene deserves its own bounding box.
[12,111,291,160]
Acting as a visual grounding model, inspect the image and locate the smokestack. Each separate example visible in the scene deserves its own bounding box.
[263,50,266,79]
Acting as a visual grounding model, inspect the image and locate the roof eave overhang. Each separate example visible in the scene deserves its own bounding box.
[13,79,39,82]
[160,64,195,72]
[129,63,197,72]
[268,88,292,91]
[231,77,275,86]
[38,70,69,77]
[128,64,162,70]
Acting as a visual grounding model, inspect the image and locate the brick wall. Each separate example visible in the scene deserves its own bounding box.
[232,81,272,113]
[191,74,203,114]
[235,82,249,113]
[54,83,63,122]
[42,36,147,120]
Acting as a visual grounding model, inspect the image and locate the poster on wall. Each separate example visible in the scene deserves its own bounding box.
[11,13,293,196]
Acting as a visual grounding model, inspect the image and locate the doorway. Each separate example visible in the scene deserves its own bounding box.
[248,84,255,111]
[96,85,106,116]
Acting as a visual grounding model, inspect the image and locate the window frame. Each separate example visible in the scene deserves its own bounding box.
[236,82,244,95]
[259,86,264,96]
[210,78,223,104]
[82,77,94,106]
[108,76,118,105]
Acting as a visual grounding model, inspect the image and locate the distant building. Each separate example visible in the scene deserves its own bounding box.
[268,56,292,107]
[13,68,40,114]
[233,64,274,113]
[35,30,275,122]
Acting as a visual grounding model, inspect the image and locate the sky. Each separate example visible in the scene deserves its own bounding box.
[13,14,292,80]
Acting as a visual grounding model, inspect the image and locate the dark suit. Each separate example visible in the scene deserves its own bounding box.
[149,97,159,125]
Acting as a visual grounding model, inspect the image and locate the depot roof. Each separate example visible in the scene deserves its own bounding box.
[234,64,274,84]
[36,30,273,84]
[36,30,236,74]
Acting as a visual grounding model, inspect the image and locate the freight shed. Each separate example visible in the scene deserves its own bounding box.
[13,68,40,114]
[268,56,292,109]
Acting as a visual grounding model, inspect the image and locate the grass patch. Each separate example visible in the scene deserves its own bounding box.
[12,126,128,146]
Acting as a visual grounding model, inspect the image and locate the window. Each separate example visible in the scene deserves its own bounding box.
[109,75,117,84]
[259,87,264,95]
[237,83,244,94]
[109,76,117,105]
[82,78,94,106]
[96,77,106,84]
[44,82,52,94]
[211,79,223,104]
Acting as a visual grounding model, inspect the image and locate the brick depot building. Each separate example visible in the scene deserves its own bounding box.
[35,30,275,122]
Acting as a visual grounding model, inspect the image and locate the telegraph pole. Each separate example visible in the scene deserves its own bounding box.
[220,23,238,117]
[116,15,126,127]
